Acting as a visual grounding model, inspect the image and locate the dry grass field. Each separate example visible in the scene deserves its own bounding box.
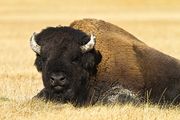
[0,0,180,120]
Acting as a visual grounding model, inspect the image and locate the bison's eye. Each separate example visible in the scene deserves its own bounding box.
[72,58,78,63]
[41,56,47,62]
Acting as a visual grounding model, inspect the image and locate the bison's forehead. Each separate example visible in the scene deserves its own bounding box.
[34,27,92,58]
[35,27,90,47]
[41,38,81,60]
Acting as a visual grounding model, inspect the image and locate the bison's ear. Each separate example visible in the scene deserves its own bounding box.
[81,50,102,75]
[34,54,43,72]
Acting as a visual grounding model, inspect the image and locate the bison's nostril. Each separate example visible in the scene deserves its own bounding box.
[60,76,65,81]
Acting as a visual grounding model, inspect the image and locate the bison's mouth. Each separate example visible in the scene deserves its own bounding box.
[50,86,75,102]
[54,85,64,91]
[52,85,69,93]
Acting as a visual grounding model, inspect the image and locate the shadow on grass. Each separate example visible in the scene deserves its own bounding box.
[0,97,10,102]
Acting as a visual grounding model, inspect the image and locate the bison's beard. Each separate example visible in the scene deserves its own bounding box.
[34,71,90,106]
[51,88,76,103]
[33,88,73,103]
[34,82,89,106]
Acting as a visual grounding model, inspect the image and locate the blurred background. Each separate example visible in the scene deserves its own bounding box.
[0,0,180,100]
[0,0,180,53]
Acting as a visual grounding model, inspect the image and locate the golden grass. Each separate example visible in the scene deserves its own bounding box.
[0,0,180,120]
[0,100,180,120]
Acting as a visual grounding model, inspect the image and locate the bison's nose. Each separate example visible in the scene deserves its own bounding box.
[50,73,68,86]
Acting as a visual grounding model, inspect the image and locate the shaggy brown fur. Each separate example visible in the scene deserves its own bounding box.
[70,19,180,104]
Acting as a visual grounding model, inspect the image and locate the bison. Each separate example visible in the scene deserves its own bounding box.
[30,19,180,106]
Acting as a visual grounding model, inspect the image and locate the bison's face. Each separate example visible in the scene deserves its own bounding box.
[30,27,102,103]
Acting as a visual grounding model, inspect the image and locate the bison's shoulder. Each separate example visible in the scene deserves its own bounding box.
[70,19,147,91]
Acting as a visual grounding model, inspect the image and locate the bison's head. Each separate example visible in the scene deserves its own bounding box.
[30,27,102,104]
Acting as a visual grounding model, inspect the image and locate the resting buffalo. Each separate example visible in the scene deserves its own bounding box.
[30,19,180,106]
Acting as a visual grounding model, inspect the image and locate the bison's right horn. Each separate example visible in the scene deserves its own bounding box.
[30,32,41,54]
[80,34,96,53]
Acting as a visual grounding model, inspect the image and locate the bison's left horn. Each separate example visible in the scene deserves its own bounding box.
[30,32,41,54]
[80,34,96,53]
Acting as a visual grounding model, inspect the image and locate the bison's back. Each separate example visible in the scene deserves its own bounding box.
[70,19,146,92]
[71,19,180,103]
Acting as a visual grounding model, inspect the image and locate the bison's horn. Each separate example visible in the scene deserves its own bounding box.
[80,34,96,53]
[30,32,41,54]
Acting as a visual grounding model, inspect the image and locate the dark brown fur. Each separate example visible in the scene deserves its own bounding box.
[70,19,180,104]
[33,19,180,105]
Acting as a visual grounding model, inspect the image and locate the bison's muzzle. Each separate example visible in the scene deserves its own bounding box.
[50,73,70,92]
